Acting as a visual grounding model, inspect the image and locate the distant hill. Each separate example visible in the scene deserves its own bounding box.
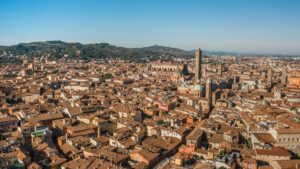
[1,41,296,62]
[136,45,192,57]
[0,41,193,60]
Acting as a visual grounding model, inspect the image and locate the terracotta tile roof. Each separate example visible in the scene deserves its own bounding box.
[257,166,273,169]
[186,121,204,141]
[29,112,63,122]
[208,133,225,144]
[98,147,128,164]
[61,143,76,155]
[28,162,42,169]
[272,159,300,169]
[276,127,300,134]
[253,133,276,143]
[0,116,18,123]
[243,157,257,164]
[132,149,159,163]
[255,147,291,157]
[142,137,181,151]
[49,155,67,167]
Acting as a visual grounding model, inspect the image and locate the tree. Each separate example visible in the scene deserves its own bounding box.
[156,120,164,125]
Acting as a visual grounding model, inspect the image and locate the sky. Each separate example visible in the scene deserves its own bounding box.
[0,0,300,55]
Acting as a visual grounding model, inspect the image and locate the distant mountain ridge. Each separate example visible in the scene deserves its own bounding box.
[0,41,193,59]
[0,41,298,60]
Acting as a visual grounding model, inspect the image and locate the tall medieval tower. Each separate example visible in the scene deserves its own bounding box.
[195,48,202,82]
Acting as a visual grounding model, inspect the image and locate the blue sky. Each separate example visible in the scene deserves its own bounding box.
[0,0,299,55]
